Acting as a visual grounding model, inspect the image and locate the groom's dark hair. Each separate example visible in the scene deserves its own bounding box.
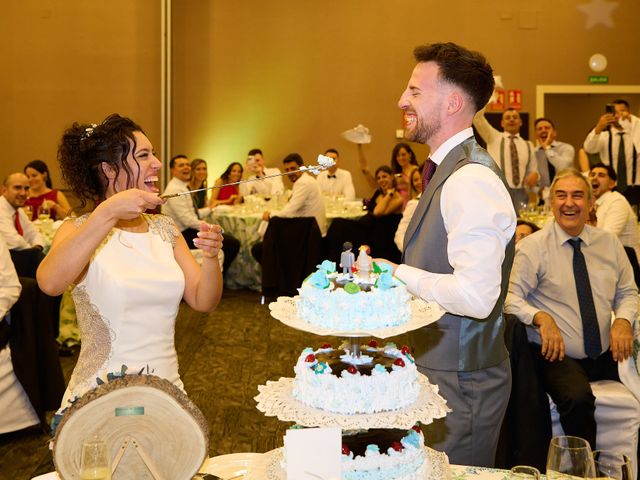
[413,42,494,113]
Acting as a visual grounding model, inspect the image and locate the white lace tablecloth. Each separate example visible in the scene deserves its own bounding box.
[269,295,444,338]
[255,374,450,429]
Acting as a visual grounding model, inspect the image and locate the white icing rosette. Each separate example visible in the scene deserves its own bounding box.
[244,445,451,480]
[254,374,450,430]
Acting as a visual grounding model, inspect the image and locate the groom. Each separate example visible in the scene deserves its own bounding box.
[384,43,516,466]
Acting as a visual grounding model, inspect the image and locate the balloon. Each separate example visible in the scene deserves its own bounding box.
[589,53,608,72]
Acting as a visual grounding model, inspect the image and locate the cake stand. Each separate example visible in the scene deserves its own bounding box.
[255,374,450,430]
[269,295,444,338]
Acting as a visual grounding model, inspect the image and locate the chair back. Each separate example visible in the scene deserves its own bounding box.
[261,217,322,298]
[9,247,45,278]
[623,246,640,288]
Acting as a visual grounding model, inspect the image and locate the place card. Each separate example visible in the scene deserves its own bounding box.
[284,427,341,480]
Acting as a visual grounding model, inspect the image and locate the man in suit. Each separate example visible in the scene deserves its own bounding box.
[382,42,516,466]
[474,107,538,207]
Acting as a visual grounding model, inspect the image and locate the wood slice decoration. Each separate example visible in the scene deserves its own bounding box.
[53,375,209,480]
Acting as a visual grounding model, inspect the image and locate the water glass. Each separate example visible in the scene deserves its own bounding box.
[510,465,540,480]
[80,436,112,480]
[593,450,632,480]
[546,435,595,480]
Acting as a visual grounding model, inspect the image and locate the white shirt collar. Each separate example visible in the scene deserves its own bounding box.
[595,190,612,207]
[430,127,474,166]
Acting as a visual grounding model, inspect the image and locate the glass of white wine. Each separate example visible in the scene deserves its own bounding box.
[80,436,112,480]
[22,205,33,220]
[38,204,51,221]
[546,435,595,480]
[593,450,632,480]
[510,465,540,480]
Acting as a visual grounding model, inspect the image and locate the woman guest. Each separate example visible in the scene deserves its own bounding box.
[209,162,243,207]
[36,114,223,425]
[189,158,209,209]
[368,165,404,217]
[395,167,423,250]
[23,160,73,221]
[358,142,419,205]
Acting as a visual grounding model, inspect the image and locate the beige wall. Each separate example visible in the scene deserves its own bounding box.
[1,0,161,188]
[4,1,640,199]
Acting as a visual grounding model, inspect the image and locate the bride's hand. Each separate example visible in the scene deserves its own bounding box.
[193,223,224,258]
[100,189,165,220]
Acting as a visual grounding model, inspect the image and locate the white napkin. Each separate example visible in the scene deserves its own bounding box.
[341,124,372,144]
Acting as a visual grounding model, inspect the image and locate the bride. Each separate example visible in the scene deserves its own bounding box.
[37,114,224,425]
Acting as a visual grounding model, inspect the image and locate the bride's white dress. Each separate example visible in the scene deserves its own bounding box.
[58,214,185,410]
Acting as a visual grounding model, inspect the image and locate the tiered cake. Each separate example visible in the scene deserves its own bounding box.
[254,252,450,480]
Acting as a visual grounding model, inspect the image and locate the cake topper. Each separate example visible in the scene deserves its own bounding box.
[340,242,355,278]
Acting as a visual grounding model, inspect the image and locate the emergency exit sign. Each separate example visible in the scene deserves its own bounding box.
[589,76,609,84]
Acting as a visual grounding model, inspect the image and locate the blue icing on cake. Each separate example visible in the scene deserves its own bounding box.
[296,262,412,331]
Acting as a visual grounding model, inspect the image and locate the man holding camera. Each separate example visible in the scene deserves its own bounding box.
[583,100,640,205]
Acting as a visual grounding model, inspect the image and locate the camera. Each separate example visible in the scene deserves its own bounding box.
[605,103,615,115]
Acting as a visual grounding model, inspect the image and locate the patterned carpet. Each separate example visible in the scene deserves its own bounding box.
[0,288,408,479]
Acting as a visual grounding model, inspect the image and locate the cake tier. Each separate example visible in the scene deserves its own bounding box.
[296,272,412,331]
[340,427,426,480]
[247,444,450,480]
[292,342,420,414]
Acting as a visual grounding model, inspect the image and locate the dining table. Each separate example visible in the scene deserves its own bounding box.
[31,453,519,480]
[208,198,365,291]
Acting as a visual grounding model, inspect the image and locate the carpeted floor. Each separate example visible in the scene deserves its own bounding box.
[0,288,408,479]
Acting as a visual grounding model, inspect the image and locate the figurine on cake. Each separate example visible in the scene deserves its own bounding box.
[340,241,355,278]
[356,245,372,283]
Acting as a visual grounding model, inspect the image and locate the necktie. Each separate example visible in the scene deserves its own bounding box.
[509,135,520,187]
[421,158,437,193]
[568,238,601,359]
[327,174,337,179]
[537,148,551,187]
[14,211,23,236]
[617,132,627,191]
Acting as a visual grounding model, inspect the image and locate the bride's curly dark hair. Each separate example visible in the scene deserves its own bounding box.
[58,114,145,209]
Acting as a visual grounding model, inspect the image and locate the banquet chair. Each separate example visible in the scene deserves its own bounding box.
[1,277,66,432]
[547,319,640,480]
[259,216,322,300]
[0,319,40,434]
[623,246,640,288]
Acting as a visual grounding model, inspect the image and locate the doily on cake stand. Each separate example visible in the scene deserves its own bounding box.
[269,295,444,338]
[255,374,450,430]
[243,446,451,480]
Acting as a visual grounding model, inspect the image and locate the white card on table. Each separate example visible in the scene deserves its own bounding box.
[284,427,341,480]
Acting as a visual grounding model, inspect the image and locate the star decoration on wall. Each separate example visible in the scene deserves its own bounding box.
[577,0,619,29]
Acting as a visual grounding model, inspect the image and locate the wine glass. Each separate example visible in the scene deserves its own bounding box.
[510,465,540,480]
[38,204,51,221]
[593,450,632,480]
[79,436,112,480]
[546,435,595,480]
[22,205,33,221]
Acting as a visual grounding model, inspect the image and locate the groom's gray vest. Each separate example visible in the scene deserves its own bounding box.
[403,136,515,372]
